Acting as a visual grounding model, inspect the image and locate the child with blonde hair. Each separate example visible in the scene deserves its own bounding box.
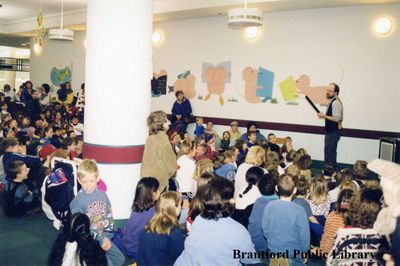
[70,159,125,266]
[176,141,197,197]
[138,191,185,266]
[192,158,213,196]
[234,146,266,199]
[307,177,331,219]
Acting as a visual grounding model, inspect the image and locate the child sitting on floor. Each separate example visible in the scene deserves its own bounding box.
[138,191,186,266]
[3,160,41,217]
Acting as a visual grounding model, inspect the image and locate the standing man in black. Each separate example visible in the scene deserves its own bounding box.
[318,83,343,169]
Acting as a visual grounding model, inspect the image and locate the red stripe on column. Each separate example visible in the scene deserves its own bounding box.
[83,143,144,164]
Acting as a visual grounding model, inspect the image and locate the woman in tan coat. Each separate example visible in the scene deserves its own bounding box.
[141,111,177,192]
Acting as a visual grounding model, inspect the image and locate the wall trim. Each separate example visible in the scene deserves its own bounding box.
[170,115,400,140]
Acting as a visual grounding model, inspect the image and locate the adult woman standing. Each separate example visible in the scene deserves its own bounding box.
[141,111,177,192]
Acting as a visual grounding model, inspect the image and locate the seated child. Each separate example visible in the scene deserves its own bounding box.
[218,131,231,152]
[214,150,236,182]
[322,163,336,192]
[262,174,310,265]
[297,154,313,184]
[119,177,160,262]
[41,125,54,146]
[138,191,185,266]
[3,160,41,217]
[234,139,248,166]
[193,117,205,138]
[307,177,331,219]
[186,173,214,232]
[176,142,197,197]
[69,159,125,266]
[267,133,281,156]
[353,160,370,188]
[248,173,278,251]
[233,166,263,228]
[246,131,257,148]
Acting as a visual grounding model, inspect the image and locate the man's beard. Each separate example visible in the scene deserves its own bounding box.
[326,94,334,99]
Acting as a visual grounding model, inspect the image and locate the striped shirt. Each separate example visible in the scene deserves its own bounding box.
[320,211,344,256]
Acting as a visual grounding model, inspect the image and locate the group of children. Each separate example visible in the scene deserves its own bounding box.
[0,81,84,217]
[1,86,399,266]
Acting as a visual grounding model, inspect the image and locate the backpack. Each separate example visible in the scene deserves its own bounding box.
[44,168,75,223]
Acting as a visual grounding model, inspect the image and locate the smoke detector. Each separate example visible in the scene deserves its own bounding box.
[228,0,263,27]
[49,0,74,41]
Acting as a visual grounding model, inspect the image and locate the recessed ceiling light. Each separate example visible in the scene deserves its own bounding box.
[374,17,392,35]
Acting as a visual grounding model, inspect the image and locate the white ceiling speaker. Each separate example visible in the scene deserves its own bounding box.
[228,0,263,27]
[49,0,74,41]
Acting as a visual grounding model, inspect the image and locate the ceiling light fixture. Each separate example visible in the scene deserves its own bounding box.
[152,31,162,45]
[374,17,392,35]
[228,0,263,28]
[245,26,260,39]
[49,0,74,41]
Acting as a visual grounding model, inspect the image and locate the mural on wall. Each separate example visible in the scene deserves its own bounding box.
[279,76,299,104]
[256,67,275,102]
[242,67,262,103]
[50,62,72,93]
[151,69,168,97]
[202,61,231,106]
[296,74,328,106]
[169,70,196,99]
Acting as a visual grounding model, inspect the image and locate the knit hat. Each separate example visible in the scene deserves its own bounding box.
[368,159,400,235]
[368,159,400,190]
[230,121,238,126]
[39,144,56,159]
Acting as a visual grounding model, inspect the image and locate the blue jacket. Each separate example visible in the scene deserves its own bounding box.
[194,124,205,137]
[174,216,258,266]
[171,99,192,123]
[20,89,32,104]
[248,195,278,251]
[262,200,310,258]
[215,164,236,181]
[137,226,185,266]
[3,152,42,176]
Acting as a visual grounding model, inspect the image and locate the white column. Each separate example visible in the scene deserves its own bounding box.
[84,0,153,219]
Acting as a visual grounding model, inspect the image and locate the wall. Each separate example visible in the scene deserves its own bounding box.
[151,4,400,164]
[29,4,400,164]
[30,30,86,93]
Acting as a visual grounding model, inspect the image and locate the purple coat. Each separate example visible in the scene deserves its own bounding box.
[121,206,155,259]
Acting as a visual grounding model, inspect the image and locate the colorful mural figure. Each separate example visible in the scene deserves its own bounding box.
[279,76,299,103]
[202,61,231,106]
[296,74,328,106]
[170,70,196,99]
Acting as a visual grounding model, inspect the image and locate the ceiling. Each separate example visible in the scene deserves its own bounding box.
[0,0,399,48]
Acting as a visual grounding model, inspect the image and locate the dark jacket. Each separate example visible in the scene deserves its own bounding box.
[171,99,192,123]
[137,226,185,266]
[26,99,41,121]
